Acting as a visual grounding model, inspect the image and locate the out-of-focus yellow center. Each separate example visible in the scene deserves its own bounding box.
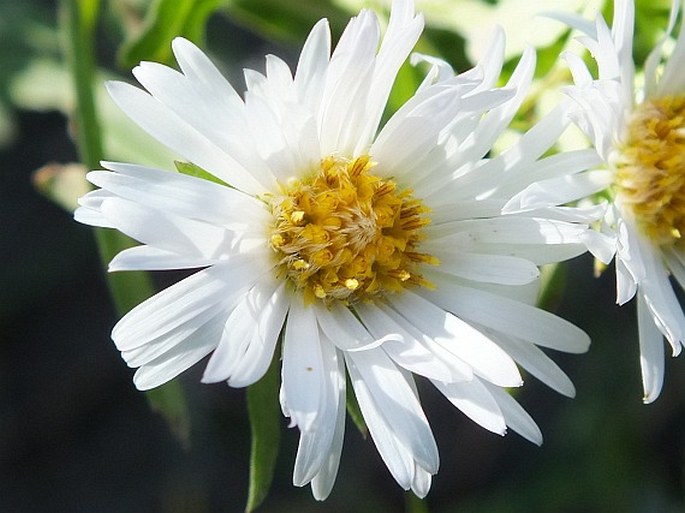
[615,95,685,245]
[268,155,438,305]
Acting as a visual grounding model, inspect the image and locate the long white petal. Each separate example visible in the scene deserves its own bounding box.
[423,280,591,354]
[282,300,324,431]
[638,293,666,404]
[389,291,522,387]
[293,334,340,486]
[432,377,507,435]
[483,382,542,445]
[345,348,439,474]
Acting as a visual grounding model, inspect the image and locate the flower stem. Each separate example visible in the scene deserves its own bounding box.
[60,0,156,313]
[60,0,190,443]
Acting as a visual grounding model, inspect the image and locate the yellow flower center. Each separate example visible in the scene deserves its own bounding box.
[268,155,438,305]
[615,95,685,245]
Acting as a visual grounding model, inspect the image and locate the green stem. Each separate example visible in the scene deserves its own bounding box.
[61,0,189,444]
[60,0,155,312]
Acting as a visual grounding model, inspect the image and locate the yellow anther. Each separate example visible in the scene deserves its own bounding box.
[292,259,309,271]
[290,210,305,224]
[270,234,285,248]
[314,284,327,299]
[344,278,360,291]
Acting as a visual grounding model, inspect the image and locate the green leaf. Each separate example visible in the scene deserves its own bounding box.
[146,380,192,450]
[405,492,430,513]
[345,374,367,438]
[245,354,282,512]
[537,263,567,312]
[223,0,350,43]
[118,0,226,69]
[175,160,229,186]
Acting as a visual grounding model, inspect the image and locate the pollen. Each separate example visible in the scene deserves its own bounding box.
[615,95,685,246]
[267,155,438,305]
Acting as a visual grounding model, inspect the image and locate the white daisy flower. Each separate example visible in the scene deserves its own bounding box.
[76,0,593,499]
[506,0,685,403]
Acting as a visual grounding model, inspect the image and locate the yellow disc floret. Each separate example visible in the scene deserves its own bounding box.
[267,155,438,305]
[615,95,685,245]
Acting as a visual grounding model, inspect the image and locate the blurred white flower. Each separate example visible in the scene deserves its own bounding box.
[76,0,594,499]
[507,0,685,403]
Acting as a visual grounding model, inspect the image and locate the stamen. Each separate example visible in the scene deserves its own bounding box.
[268,155,437,305]
[615,95,685,245]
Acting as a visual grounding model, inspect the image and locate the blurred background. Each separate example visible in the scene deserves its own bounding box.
[2,0,685,512]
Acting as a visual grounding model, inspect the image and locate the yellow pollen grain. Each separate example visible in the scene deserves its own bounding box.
[268,155,437,305]
[615,94,685,246]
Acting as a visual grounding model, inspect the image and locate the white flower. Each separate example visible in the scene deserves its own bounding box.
[507,0,685,403]
[76,0,593,499]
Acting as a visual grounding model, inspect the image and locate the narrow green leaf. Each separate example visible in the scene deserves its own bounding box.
[61,0,192,448]
[345,374,367,439]
[118,0,225,69]
[245,354,282,512]
[537,263,567,312]
[146,380,192,450]
[175,160,229,187]
[405,492,430,513]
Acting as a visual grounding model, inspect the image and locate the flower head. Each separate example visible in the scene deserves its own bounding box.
[507,0,685,403]
[76,0,593,498]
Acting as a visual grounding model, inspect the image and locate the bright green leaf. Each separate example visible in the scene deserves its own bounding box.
[118,0,226,68]
[175,160,229,186]
[245,354,282,513]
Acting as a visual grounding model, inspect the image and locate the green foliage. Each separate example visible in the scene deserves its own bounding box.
[118,0,226,68]
[223,0,350,43]
[175,160,229,187]
[245,354,282,512]
[345,375,368,438]
[146,380,193,450]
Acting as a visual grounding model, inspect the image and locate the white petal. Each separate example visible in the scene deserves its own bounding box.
[638,293,666,404]
[345,348,439,473]
[282,300,324,431]
[227,282,290,387]
[354,302,459,382]
[315,302,383,351]
[310,350,346,500]
[132,315,223,390]
[295,18,331,108]
[100,197,266,262]
[113,260,263,350]
[293,334,341,486]
[201,278,286,386]
[171,37,243,111]
[483,382,542,445]
[106,81,265,194]
[436,252,540,286]
[93,162,268,228]
[109,245,212,271]
[423,280,591,354]
[432,377,507,435]
[492,334,576,397]
[503,170,612,213]
[389,291,522,387]
[411,464,432,499]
